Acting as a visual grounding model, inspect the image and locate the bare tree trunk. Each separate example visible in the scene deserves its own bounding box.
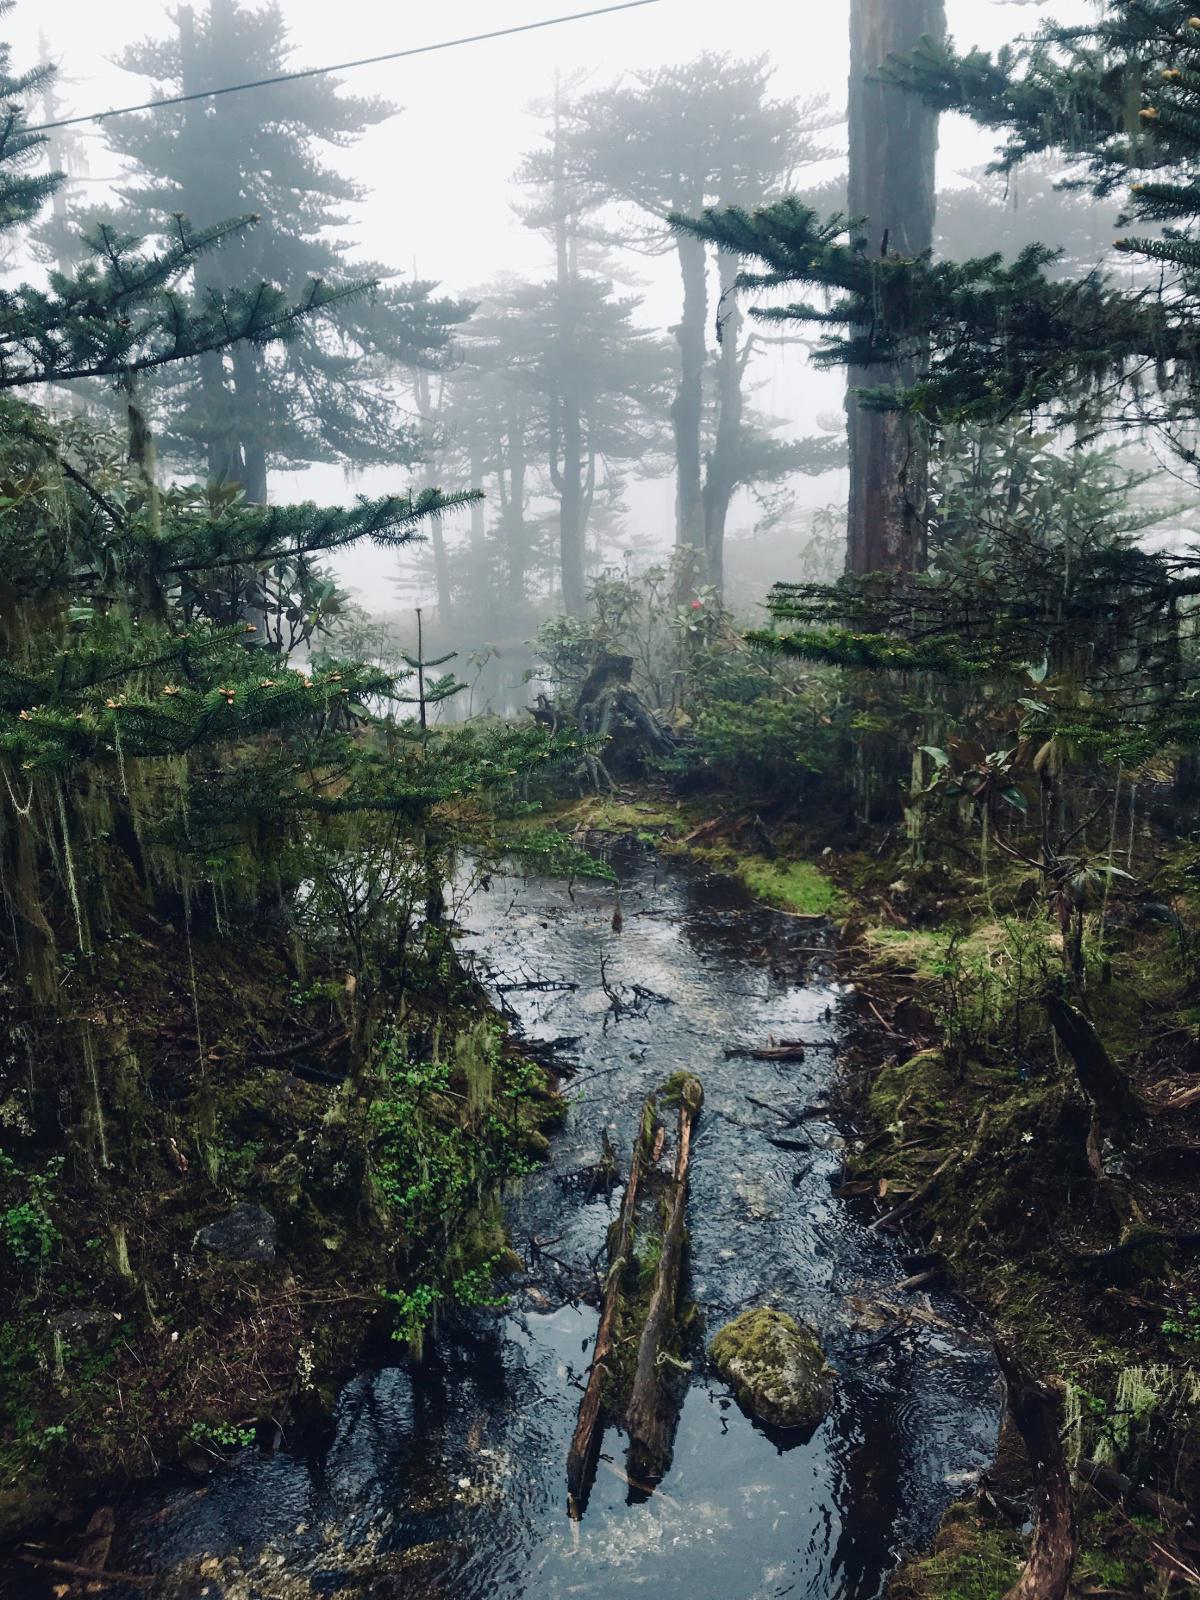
[505,401,529,606]
[556,402,587,614]
[673,229,708,557]
[411,366,452,623]
[230,345,269,504]
[846,0,944,576]
[468,438,487,550]
[996,1343,1075,1600]
[700,249,744,597]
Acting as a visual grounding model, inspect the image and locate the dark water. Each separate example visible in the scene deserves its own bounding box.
[12,846,1000,1599]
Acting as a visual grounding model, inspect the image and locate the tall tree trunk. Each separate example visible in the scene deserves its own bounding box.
[555,402,586,614]
[551,84,587,614]
[505,402,529,607]
[178,5,241,491]
[230,345,269,504]
[672,228,708,559]
[700,249,744,597]
[468,438,487,550]
[411,366,452,623]
[846,0,945,576]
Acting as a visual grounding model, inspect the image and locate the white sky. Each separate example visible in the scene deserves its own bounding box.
[13,0,1095,610]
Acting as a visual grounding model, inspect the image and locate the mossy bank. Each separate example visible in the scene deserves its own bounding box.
[0,907,563,1541]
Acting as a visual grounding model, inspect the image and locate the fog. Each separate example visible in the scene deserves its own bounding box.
[16,0,1099,617]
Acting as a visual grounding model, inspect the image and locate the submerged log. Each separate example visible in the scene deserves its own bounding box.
[625,1075,704,1480]
[566,1095,655,1519]
[566,1074,704,1515]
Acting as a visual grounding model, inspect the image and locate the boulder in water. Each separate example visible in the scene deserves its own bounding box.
[710,1307,833,1428]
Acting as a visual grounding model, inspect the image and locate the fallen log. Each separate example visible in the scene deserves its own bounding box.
[725,1042,807,1062]
[566,1094,654,1519]
[996,1343,1075,1600]
[625,1075,703,1481]
[1043,986,1142,1127]
[1076,1456,1190,1526]
[17,1550,154,1589]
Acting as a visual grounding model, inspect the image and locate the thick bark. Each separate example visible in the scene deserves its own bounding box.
[996,1344,1076,1600]
[700,249,744,597]
[846,0,945,576]
[672,229,708,555]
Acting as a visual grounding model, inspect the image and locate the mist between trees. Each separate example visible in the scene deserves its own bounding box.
[3,3,1200,1595]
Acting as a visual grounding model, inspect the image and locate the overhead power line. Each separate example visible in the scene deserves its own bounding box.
[23,1,662,134]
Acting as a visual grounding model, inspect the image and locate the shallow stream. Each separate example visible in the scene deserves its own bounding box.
[15,845,1001,1599]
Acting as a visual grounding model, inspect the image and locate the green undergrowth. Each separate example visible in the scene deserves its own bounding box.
[892,1498,1167,1600]
[844,848,1200,1596]
[0,921,562,1538]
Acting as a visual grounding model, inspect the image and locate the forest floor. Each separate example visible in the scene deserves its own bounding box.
[6,785,1198,1597]
[539,785,1200,1599]
[0,906,563,1548]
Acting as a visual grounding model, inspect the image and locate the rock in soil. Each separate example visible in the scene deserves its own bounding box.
[195,1204,277,1264]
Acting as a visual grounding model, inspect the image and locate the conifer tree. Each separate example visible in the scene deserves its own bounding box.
[0,18,564,1011]
[540,57,836,591]
[675,0,1200,764]
[87,0,471,496]
[676,4,1200,451]
[433,255,671,617]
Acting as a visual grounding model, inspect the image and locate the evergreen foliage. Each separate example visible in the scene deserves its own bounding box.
[74,0,472,489]
[0,22,566,1002]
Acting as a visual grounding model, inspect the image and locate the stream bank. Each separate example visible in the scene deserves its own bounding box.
[525,796,1200,1596]
[3,841,1000,1599]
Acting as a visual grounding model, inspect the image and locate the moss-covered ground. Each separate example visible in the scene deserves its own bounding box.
[0,911,563,1540]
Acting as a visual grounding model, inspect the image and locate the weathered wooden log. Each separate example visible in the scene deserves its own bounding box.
[1043,987,1142,1127]
[724,1042,807,1062]
[1077,1456,1189,1525]
[625,1075,703,1481]
[996,1342,1076,1600]
[566,1096,655,1519]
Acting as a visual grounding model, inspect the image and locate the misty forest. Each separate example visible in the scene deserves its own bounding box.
[2,0,1200,1595]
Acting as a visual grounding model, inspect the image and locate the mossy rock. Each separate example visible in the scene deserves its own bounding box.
[710,1307,834,1429]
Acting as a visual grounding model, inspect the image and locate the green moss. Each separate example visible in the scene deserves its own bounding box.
[709,1307,834,1429]
[735,856,847,916]
[890,1506,1023,1600]
[868,1047,954,1131]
